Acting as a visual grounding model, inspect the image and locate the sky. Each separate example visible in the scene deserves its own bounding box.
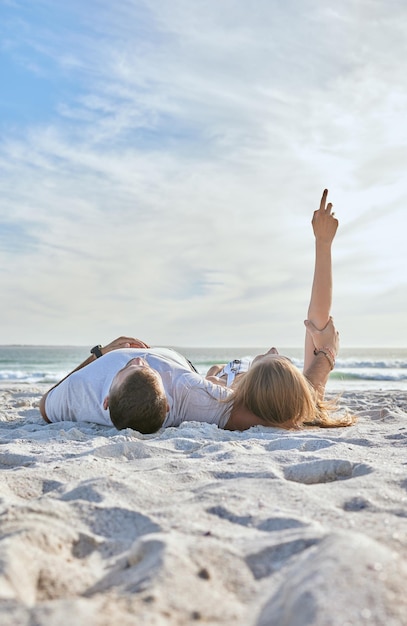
[1,0,406,348]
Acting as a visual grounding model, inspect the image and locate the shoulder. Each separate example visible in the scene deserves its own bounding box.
[147,347,194,369]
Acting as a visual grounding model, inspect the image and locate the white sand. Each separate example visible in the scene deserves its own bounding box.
[0,384,406,626]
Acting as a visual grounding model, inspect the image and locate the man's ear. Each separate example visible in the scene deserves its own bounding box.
[103,396,109,410]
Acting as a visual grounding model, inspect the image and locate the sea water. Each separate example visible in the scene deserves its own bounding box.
[0,345,406,392]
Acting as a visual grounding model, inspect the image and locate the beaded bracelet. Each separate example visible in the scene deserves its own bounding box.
[313,347,335,370]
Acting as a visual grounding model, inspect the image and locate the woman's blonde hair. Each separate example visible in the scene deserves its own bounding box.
[230,356,354,429]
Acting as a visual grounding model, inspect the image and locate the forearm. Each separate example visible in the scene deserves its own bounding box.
[304,241,333,372]
[304,351,334,401]
[307,240,333,328]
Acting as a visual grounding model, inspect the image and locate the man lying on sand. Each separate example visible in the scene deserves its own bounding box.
[40,189,354,434]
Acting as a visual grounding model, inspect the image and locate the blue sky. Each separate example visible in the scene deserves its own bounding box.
[1,0,406,348]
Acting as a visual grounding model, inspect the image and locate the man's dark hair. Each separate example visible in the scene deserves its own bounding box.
[109,369,167,434]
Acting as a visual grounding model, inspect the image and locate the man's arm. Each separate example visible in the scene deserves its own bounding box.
[39,336,150,422]
[303,189,338,373]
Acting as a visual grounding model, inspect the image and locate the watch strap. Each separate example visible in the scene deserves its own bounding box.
[90,345,103,358]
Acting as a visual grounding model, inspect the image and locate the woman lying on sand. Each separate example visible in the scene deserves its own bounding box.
[40,189,354,433]
[205,188,353,429]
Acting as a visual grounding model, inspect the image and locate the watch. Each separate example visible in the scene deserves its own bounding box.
[90,345,103,358]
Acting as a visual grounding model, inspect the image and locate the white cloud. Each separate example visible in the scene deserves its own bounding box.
[0,0,406,346]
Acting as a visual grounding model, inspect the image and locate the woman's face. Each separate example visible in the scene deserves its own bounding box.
[252,347,279,365]
[252,348,293,368]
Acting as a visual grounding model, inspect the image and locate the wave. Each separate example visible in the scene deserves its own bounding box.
[2,367,407,386]
[0,370,66,384]
[330,370,407,382]
[1,346,407,387]
[335,359,407,370]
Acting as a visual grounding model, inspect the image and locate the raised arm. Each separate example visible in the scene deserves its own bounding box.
[39,336,150,422]
[303,189,338,373]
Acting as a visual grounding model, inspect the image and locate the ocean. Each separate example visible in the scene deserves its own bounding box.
[1,345,407,392]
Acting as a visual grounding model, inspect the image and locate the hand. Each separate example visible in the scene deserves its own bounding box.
[312,189,339,245]
[304,317,339,358]
[206,364,226,377]
[101,336,151,354]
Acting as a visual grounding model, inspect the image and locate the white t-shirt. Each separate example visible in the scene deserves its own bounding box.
[45,347,233,429]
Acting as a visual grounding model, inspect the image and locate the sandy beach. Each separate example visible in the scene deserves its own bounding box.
[0,383,406,625]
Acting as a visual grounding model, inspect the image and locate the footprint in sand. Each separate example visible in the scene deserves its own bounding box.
[343,437,372,447]
[0,498,161,604]
[85,536,166,596]
[246,535,321,579]
[207,505,254,527]
[257,517,307,532]
[384,432,407,446]
[342,496,374,512]
[207,505,307,534]
[283,459,373,484]
[0,474,62,501]
[255,531,407,626]
[0,452,36,468]
[265,437,335,452]
[210,469,277,480]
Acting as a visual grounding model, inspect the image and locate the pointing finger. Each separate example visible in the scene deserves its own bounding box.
[319,188,328,211]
